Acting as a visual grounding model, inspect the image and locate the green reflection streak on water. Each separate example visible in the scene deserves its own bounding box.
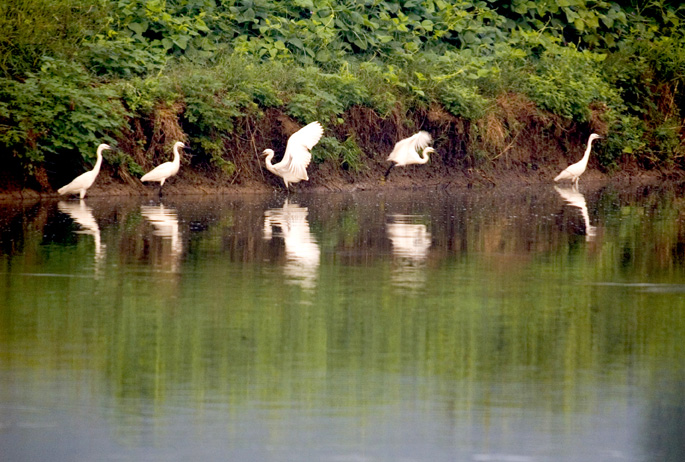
[0,188,684,441]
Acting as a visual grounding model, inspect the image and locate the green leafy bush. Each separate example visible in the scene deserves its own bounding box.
[0,57,127,171]
[2,0,685,183]
[317,135,364,171]
[521,44,618,122]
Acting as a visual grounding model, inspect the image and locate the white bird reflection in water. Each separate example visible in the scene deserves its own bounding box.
[263,199,320,289]
[555,185,597,241]
[58,200,105,266]
[386,214,432,290]
[141,204,182,271]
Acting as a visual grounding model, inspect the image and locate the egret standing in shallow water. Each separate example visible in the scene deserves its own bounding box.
[141,141,187,195]
[57,143,111,199]
[263,121,324,190]
[385,131,434,179]
[554,133,601,187]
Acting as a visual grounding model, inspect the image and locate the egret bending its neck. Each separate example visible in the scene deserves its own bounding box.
[418,147,434,164]
[263,149,276,175]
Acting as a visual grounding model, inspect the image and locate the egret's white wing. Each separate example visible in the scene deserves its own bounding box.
[388,131,431,163]
[141,162,175,183]
[565,161,585,178]
[283,121,323,167]
[287,121,324,152]
[554,161,583,182]
[58,170,96,195]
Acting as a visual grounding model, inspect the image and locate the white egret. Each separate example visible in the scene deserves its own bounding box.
[57,143,111,199]
[263,121,324,189]
[141,141,187,195]
[385,131,434,179]
[554,133,601,186]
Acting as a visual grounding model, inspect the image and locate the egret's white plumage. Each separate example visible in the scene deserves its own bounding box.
[57,143,111,199]
[141,141,186,193]
[554,133,601,186]
[385,131,434,178]
[263,121,323,188]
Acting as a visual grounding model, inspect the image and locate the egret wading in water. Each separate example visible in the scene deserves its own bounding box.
[554,133,601,187]
[263,121,323,190]
[57,143,111,199]
[141,141,187,196]
[385,131,434,179]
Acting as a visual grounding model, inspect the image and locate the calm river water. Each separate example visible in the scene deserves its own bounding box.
[0,185,684,462]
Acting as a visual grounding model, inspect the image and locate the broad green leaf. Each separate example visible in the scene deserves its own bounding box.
[174,35,190,50]
[128,22,148,36]
[462,31,478,44]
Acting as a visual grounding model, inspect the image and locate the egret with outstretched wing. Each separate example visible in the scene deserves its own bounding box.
[263,121,324,189]
[385,131,434,179]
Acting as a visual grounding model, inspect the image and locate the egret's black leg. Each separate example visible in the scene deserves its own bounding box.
[384,164,394,179]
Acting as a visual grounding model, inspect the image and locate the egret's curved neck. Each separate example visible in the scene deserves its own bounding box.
[93,146,105,173]
[418,148,432,164]
[172,144,181,166]
[264,152,277,173]
[580,138,595,166]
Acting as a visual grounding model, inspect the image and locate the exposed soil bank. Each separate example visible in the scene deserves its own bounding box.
[1,161,678,203]
[2,104,682,202]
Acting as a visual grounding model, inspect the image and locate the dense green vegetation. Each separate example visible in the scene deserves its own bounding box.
[1,1,684,190]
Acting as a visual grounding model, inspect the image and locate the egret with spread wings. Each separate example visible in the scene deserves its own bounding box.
[263,121,324,189]
[385,131,434,179]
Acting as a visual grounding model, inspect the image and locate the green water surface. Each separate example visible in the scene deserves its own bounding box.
[0,185,683,461]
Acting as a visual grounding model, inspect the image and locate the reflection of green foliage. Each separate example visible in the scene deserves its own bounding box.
[1,191,684,418]
[0,190,684,428]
